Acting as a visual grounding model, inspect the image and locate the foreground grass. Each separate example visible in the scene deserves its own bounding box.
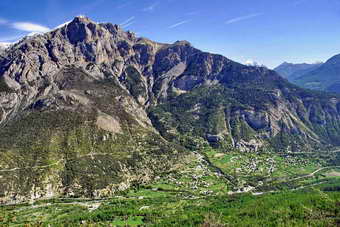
[1,185,340,226]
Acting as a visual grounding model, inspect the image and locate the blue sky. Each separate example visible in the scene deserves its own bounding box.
[1,0,340,68]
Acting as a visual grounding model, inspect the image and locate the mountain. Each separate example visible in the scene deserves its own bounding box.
[294,54,340,93]
[0,42,11,49]
[0,42,11,56]
[0,16,340,203]
[274,62,322,81]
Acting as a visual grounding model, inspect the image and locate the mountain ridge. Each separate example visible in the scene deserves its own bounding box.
[0,16,340,203]
[274,62,323,81]
[294,54,340,93]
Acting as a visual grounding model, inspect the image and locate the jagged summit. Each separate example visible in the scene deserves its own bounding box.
[74,15,93,22]
[53,16,95,31]
[173,40,191,46]
[65,16,102,44]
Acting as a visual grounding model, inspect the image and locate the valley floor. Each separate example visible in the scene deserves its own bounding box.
[1,148,340,226]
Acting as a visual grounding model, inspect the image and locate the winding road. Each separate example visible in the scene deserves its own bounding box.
[289,166,340,181]
[0,159,64,172]
[0,152,117,173]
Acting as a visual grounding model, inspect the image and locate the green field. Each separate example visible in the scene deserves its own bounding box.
[1,182,340,226]
[1,148,340,227]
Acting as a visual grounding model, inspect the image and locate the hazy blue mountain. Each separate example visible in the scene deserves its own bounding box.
[274,62,322,81]
[294,54,340,93]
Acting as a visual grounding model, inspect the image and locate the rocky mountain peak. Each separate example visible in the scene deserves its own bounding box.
[173,40,191,46]
[64,16,103,44]
[74,15,93,23]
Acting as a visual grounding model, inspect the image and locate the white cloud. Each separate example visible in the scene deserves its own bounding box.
[225,13,262,25]
[54,21,72,29]
[27,32,43,37]
[245,59,260,66]
[0,18,8,24]
[0,17,50,32]
[245,59,267,67]
[0,35,23,42]
[122,21,135,28]
[186,11,200,16]
[245,59,255,65]
[120,16,135,26]
[0,42,12,49]
[12,22,50,33]
[142,2,159,12]
[120,16,135,28]
[117,2,131,9]
[168,20,191,29]
[293,0,307,6]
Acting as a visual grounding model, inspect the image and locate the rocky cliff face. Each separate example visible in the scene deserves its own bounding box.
[0,16,339,203]
[0,16,185,203]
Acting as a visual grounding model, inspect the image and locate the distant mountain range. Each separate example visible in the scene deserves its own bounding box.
[274,62,322,81]
[294,54,340,93]
[275,55,340,93]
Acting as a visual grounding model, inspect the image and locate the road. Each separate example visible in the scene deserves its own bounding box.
[0,159,64,172]
[278,149,340,155]
[289,166,340,181]
[0,152,116,173]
